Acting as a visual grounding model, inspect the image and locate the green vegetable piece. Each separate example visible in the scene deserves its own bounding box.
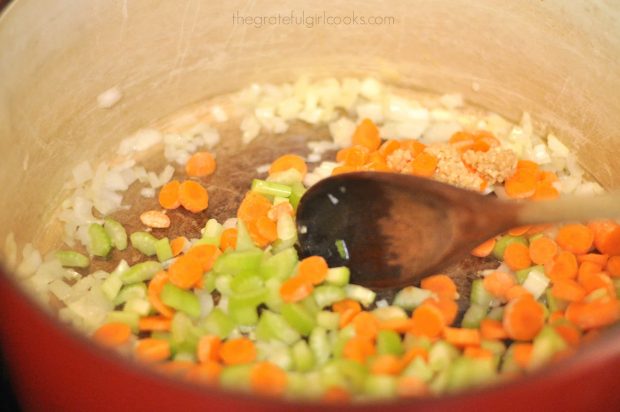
[155,237,173,262]
[332,325,355,358]
[486,306,505,321]
[214,273,233,296]
[120,261,162,284]
[101,271,123,301]
[220,364,252,391]
[123,297,151,316]
[529,326,567,369]
[393,286,432,310]
[480,339,506,356]
[161,283,201,318]
[104,217,128,251]
[276,214,297,242]
[515,265,544,284]
[281,303,317,336]
[113,283,147,306]
[251,178,292,198]
[130,231,158,257]
[376,330,404,356]
[213,249,264,276]
[228,292,265,326]
[334,240,349,260]
[345,284,376,307]
[321,359,366,392]
[105,311,139,333]
[470,279,493,307]
[201,219,223,246]
[325,266,350,287]
[363,375,397,399]
[461,304,488,329]
[171,312,200,351]
[309,327,331,366]
[429,340,459,372]
[88,223,112,257]
[259,310,301,345]
[264,278,283,311]
[200,308,235,339]
[55,250,90,268]
[230,273,264,294]
[313,285,346,309]
[289,182,306,210]
[493,235,528,260]
[235,220,255,252]
[316,310,340,330]
[446,356,495,392]
[292,340,315,372]
[402,356,433,382]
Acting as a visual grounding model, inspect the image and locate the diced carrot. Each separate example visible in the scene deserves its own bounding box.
[246,220,270,248]
[370,354,403,375]
[170,236,188,257]
[551,279,586,302]
[426,297,458,326]
[565,299,620,330]
[545,250,578,281]
[526,224,554,235]
[505,285,531,301]
[186,361,222,385]
[93,322,132,347]
[420,274,458,299]
[197,335,221,363]
[401,140,427,157]
[269,153,308,177]
[219,337,256,365]
[219,228,238,251]
[483,271,516,299]
[401,346,429,365]
[577,253,609,266]
[503,242,532,271]
[410,152,438,177]
[579,272,616,297]
[480,319,508,340]
[471,238,496,258]
[378,140,402,158]
[280,276,314,303]
[332,299,362,315]
[529,236,558,265]
[553,323,582,347]
[351,119,381,151]
[178,180,209,213]
[139,316,172,332]
[379,318,414,334]
[158,180,181,210]
[504,169,537,199]
[508,226,531,236]
[548,310,565,324]
[503,295,545,341]
[352,311,380,340]
[396,376,429,398]
[250,361,288,396]
[255,215,278,243]
[605,255,620,278]
[410,303,446,338]
[443,327,481,347]
[148,271,174,318]
[168,254,203,289]
[297,255,329,285]
[323,386,351,403]
[531,182,560,201]
[577,261,604,284]
[589,220,620,256]
[343,336,376,363]
[135,338,171,362]
[463,346,493,359]
[186,244,222,272]
[186,151,216,177]
[556,224,594,255]
[237,192,272,223]
[331,165,358,176]
[512,343,533,368]
[336,145,370,167]
[516,160,539,172]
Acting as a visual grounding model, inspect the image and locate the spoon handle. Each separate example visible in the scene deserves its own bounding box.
[517,191,620,225]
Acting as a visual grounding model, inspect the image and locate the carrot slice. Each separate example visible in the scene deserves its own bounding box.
[504,169,537,199]
[551,279,586,302]
[463,346,494,359]
[480,319,508,340]
[280,276,314,303]
[219,228,238,251]
[269,153,308,177]
[401,140,427,157]
[331,165,359,176]
[410,303,445,338]
[443,327,481,347]
[178,180,209,213]
[186,151,216,177]
[590,220,620,256]
[420,274,458,299]
[505,285,531,301]
[250,362,288,396]
[93,322,132,347]
[503,242,532,271]
[531,182,560,201]
[426,297,458,326]
[401,346,429,365]
[197,335,222,363]
[508,226,531,236]
[352,311,380,340]
[135,338,171,362]
[410,152,438,177]
[186,244,222,272]
[186,361,222,385]
[148,271,174,318]
[483,271,516,299]
[255,215,278,243]
[139,316,172,332]
[378,140,402,158]
[556,224,594,255]
[337,145,370,167]
[237,192,272,222]
[378,318,414,333]
[351,118,381,151]
[471,238,496,258]
[577,261,603,284]
[158,180,181,210]
[553,323,581,347]
[297,255,329,285]
[343,336,376,363]
[170,236,188,257]
[605,255,620,278]
[529,236,558,265]
[545,250,578,281]
[396,376,429,398]
[579,272,616,297]
[512,343,533,368]
[503,295,545,341]
[370,355,403,375]
[516,160,540,171]
[577,253,609,266]
[168,254,204,289]
[565,299,620,330]
[219,337,256,365]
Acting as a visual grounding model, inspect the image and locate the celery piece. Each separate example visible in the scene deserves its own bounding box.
[55,250,90,268]
[235,220,255,251]
[429,341,459,372]
[213,249,264,276]
[486,307,505,321]
[529,326,567,369]
[124,297,151,316]
[309,327,331,366]
[403,334,433,351]
[105,311,139,333]
[480,339,506,356]
[171,312,200,352]
[264,277,283,311]
[316,310,340,330]
[522,268,550,299]
[230,273,264,294]
[88,223,112,257]
[154,237,173,262]
[313,285,346,309]
[393,286,432,310]
[334,240,349,260]
[446,356,495,392]
[259,310,301,345]
[325,266,350,287]
[257,341,293,370]
[276,214,296,241]
[129,232,158,257]
[376,330,404,356]
[429,368,450,396]
[345,284,376,307]
[323,359,366,392]
[120,261,161,284]
[332,325,356,358]
[173,352,196,362]
[200,308,235,339]
[292,340,315,372]
[214,273,233,296]
[220,364,252,391]
[203,272,216,293]
[201,219,223,245]
[492,235,528,260]
[301,295,320,315]
[364,375,397,399]
[230,288,268,308]
[281,303,316,336]
[101,272,123,301]
[104,217,128,251]
[252,178,292,198]
[500,345,520,374]
[373,306,408,322]
[161,283,201,318]
[289,182,306,210]
[515,265,544,284]
[461,304,488,329]
[402,356,434,382]
[271,237,298,254]
[470,279,493,307]
[545,288,568,312]
[228,297,262,326]
[114,283,147,306]
[255,313,277,342]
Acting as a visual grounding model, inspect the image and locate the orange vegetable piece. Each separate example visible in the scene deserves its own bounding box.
[410,151,438,177]
[351,118,381,151]
[483,271,516,299]
[250,361,288,396]
[605,255,620,278]
[185,151,216,177]
[545,250,578,281]
[332,299,362,315]
[135,338,171,363]
[531,182,560,200]
[505,285,531,301]
[577,253,609,266]
[255,215,278,243]
[504,169,537,199]
[590,220,620,256]
[237,192,272,223]
[331,165,358,176]
[480,319,508,340]
[401,346,429,365]
[139,316,172,332]
[503,242,532,271]
[279,276,314,303]
[323,386,351,403]
[471,238,496,258]
[219,228,238,251]
[370,355,403,375]
[219,337,256,365]
[269,153,308,177]
[178,180,209,213]
[420,274,458,299]
[186,244,222,272]
[529,236,558,265]
[396,376,429,398]
[443,327,481,347]
[556,224,594,255]
[449,131,475,144]
[378,140,402,158]
[579,272,616,297]
[565,299,620,330]
[577,261,603,284]
[551,279,586,302]
[297,255,329,285]
[170,236,188,257]
[410,303,445,338]
[93,322,132,347]
[186,361,222,385]
[503,295,545,341]
[508,226,531,236]
[553,323,581,347]
[378,318,414,333]
[158,180,181,210]
[336,145,370,167]
[512,343,533,368]
[401,140,427,157]
[352,311,380,340]
[148,271,174,318]
[197,335,221,363]
[426,297,458,326]
[168,254,203,289]
[516,160,539,172]
[463,346,493,359]
[343,336,376,363]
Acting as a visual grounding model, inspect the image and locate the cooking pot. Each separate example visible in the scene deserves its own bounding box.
[1,1,620,411]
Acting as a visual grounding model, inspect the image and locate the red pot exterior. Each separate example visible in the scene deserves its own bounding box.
[1,269,620,412]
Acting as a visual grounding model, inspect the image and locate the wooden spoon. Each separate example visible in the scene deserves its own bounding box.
[296,172,620,289]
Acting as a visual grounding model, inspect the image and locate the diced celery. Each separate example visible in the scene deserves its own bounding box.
[203,272,216,293]
[264,277,283,311]
[461,304,488,329]
[345,284,376,307]
[200,308,235,338]
[332,325,356,358]
[104,217,128,251]
[114,283,147,306]
[161,283,201,318]
[220,364,252,391]
[252,178,292,198]
[515,265,544,284]
[492,235,528,260]
[155,237,173,262]
[105,311,139,332]
[316,310,340,330]
[292,340,315,372]
[522,268,550,299]
[402,356,433,382]
[235,220,255,251]
[309,327,331,366]
[446,356,495,392]
[470,279,492,307]
[120,261,162,284]
[88,223,112,257]
[230,273,264,294]
[281,303,317,336]
[55,250,90,268]
[393,286,432,310]
[376,330,404,356]
[334,239,349,260]
[276,214,297,242]
[429,341,459,372]
[529,326,567,369]
[403,334,433,351]
[101,271,123,301]
[257,340,293,370]
[323,359,366,392]
[271,237,298,254]
[213,249,264,276]
[228,290,266,326]
[301,295,320,315]
[201,219,223,246]
[325,266,350,287]
[480,339,506,356]
[260,310,301,345]
[289,182,306,209]
[373,305,408,322]
[487,307,505,321]
[130,231,158,257]
[171,312,199,348]
[313,285,346,308]
[124,297,151,316]
[363,375,397,399]
[214,273,233,296]
[545,288,567,312]
[173,352,196,362]
[429,369,450,395]
[501,345,520,374]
